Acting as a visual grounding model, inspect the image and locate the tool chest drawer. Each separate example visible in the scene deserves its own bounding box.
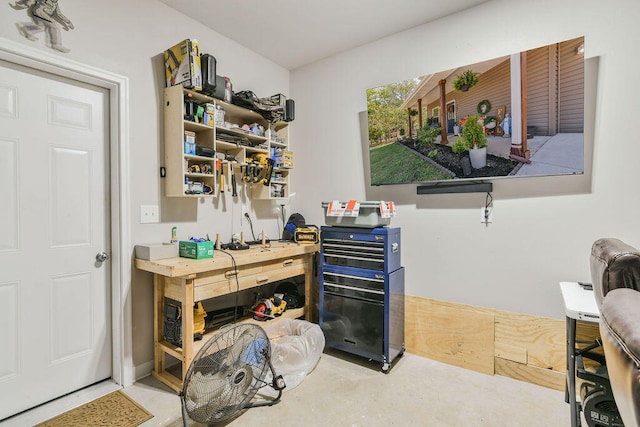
[320,226,400,273]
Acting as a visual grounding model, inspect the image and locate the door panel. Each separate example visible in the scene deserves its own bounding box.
[0,138,19,251]
[0,59,111,420]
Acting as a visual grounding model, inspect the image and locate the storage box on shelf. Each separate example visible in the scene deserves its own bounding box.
[164,85,291,199]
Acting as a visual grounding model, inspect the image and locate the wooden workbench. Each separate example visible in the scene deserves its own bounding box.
[135,242,319,392]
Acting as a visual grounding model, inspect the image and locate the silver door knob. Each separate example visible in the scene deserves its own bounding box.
[96,252,109,262]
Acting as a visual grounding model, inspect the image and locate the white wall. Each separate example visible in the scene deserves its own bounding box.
[1,0,289,369]
[290,0,640,318]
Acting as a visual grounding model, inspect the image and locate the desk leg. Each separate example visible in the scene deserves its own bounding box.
[567,316,580,427]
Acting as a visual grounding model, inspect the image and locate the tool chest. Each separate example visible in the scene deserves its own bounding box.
[319,226,405,372]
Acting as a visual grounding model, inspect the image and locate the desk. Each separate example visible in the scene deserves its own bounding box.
[135,242,319,392]
[560,281,600,427]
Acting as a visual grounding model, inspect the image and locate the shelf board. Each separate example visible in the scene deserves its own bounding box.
[157,307,305,360]
[216,99,268,127]
[185,173,215,179]
[183,88,214,103]
[184,154,215,161]
[184,120,213,132]
[216,125,267,143]
[245,146,269,154]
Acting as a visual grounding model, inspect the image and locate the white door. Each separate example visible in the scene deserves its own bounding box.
[0,59,111,420]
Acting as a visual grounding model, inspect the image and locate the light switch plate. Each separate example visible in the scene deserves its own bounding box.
[140,205,159,224]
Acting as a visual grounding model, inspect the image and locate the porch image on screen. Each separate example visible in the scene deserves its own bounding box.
[366,36,585,186]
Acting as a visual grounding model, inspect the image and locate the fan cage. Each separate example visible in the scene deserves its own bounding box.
[182,323,271,424]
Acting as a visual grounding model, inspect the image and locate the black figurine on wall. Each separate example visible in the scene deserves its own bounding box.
[11,0,74,53]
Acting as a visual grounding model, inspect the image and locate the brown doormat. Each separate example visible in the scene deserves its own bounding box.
[34,390,153,427]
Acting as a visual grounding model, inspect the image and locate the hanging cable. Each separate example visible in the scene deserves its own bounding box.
[218,249,241,321]
[244,213,257,241]
[483,191,493,226]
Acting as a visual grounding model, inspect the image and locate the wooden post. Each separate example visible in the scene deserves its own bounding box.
[519,51,530,158]
[511,52,531,161]
[417,98,423,130]
[407,108,412,140]
[439,79,448,144]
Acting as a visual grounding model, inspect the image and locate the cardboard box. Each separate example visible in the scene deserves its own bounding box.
[135,243,178,260]
[184,131,196,154]
[184,131,196,144]
[276,151,294,169]
[164,39,202,91]
[184,141,196,155]
[179,240,214,259]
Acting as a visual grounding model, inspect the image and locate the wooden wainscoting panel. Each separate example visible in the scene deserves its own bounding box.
[495,342,527,364]
[576,322,601,341]
[576,321,603,369]
[406,296,495,375]
[495,357,566,391]
[494,311,565,372]
[406,295,568,390]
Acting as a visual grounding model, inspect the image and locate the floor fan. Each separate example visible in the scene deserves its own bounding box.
[180,323,285,426]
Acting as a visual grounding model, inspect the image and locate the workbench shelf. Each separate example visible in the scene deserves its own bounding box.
[164,85,292,199]
[157,306,305,360]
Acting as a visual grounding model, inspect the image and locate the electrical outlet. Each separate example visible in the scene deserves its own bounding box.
[481,206,493,224]
[140,205,159,224]
[241,205,248,225]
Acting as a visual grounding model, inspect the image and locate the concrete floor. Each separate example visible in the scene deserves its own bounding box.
[2,349,571,426]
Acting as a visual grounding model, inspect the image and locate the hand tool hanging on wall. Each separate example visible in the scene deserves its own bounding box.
[218,159,224,192]
[250,153,275,186]
[231,166,238,197]
[216,153,238,197]
[243,163,253,182]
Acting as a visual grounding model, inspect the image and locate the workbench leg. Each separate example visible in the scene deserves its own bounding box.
[304,254,313,321]
[181,278,195,382]
[153,275,165,376]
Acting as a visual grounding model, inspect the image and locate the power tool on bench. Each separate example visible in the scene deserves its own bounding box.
[251,293,287,320]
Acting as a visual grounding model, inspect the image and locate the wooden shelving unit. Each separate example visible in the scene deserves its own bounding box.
[163,85,292,199]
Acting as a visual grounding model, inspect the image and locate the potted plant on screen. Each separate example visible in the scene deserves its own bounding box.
[453,69,479,92]
[451,115,487,168]
[453,120,460,136]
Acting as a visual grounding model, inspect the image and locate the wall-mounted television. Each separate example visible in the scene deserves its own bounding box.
[366,36,585,189]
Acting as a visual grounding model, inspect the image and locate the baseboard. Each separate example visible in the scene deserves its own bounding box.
[134,360,154,381]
